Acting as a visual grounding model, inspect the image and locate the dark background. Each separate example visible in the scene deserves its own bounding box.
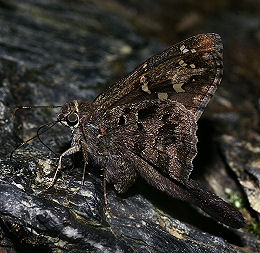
[0,0,259,252]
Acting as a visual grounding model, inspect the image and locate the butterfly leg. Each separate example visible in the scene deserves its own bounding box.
[103,170,108,206]
[78,141,90,187]
[102,160,136,220]
[46,143,81,189]
[79,162,87,186]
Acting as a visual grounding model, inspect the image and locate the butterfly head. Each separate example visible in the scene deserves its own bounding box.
[58,100,80,129]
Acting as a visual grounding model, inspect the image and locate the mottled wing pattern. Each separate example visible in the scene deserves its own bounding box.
[93,33,223,121]
[100,100,197,182]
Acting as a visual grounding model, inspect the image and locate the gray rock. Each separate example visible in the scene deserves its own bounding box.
[0,0,259,252]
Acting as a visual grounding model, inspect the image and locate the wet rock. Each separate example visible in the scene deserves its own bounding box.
[220,135,260,219]
[0,0,259,252]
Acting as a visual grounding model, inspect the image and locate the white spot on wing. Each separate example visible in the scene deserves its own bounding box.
[142,83,151,94]
[173,82,185,93]
[180,45,185,51]
[190,64,196,68]
[180,45,189,54]
[178,60,187,67]
[140,76,151,94]
[157,92,168,101]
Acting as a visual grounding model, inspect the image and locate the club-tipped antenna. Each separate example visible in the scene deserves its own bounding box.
[13,105,62,118]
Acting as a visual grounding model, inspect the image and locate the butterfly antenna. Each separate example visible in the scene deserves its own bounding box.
[13,105,62,118]
[10,121,59,161]
[11,104,63,159]
[37,121,59,157]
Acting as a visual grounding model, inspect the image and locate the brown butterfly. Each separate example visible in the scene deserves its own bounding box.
[53,33,244,228]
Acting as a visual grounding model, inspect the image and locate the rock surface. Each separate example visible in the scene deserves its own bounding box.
[0,0,259,252]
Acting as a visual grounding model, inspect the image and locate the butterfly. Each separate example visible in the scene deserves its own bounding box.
[54,33,245,228]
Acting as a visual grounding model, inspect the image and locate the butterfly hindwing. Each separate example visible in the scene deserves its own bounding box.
[93,33,223,121]
[100,100,197,182]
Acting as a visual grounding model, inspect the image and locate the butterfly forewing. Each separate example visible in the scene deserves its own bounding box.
[93,33,223,121]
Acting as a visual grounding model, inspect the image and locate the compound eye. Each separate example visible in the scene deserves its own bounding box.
[66,112,79,126]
